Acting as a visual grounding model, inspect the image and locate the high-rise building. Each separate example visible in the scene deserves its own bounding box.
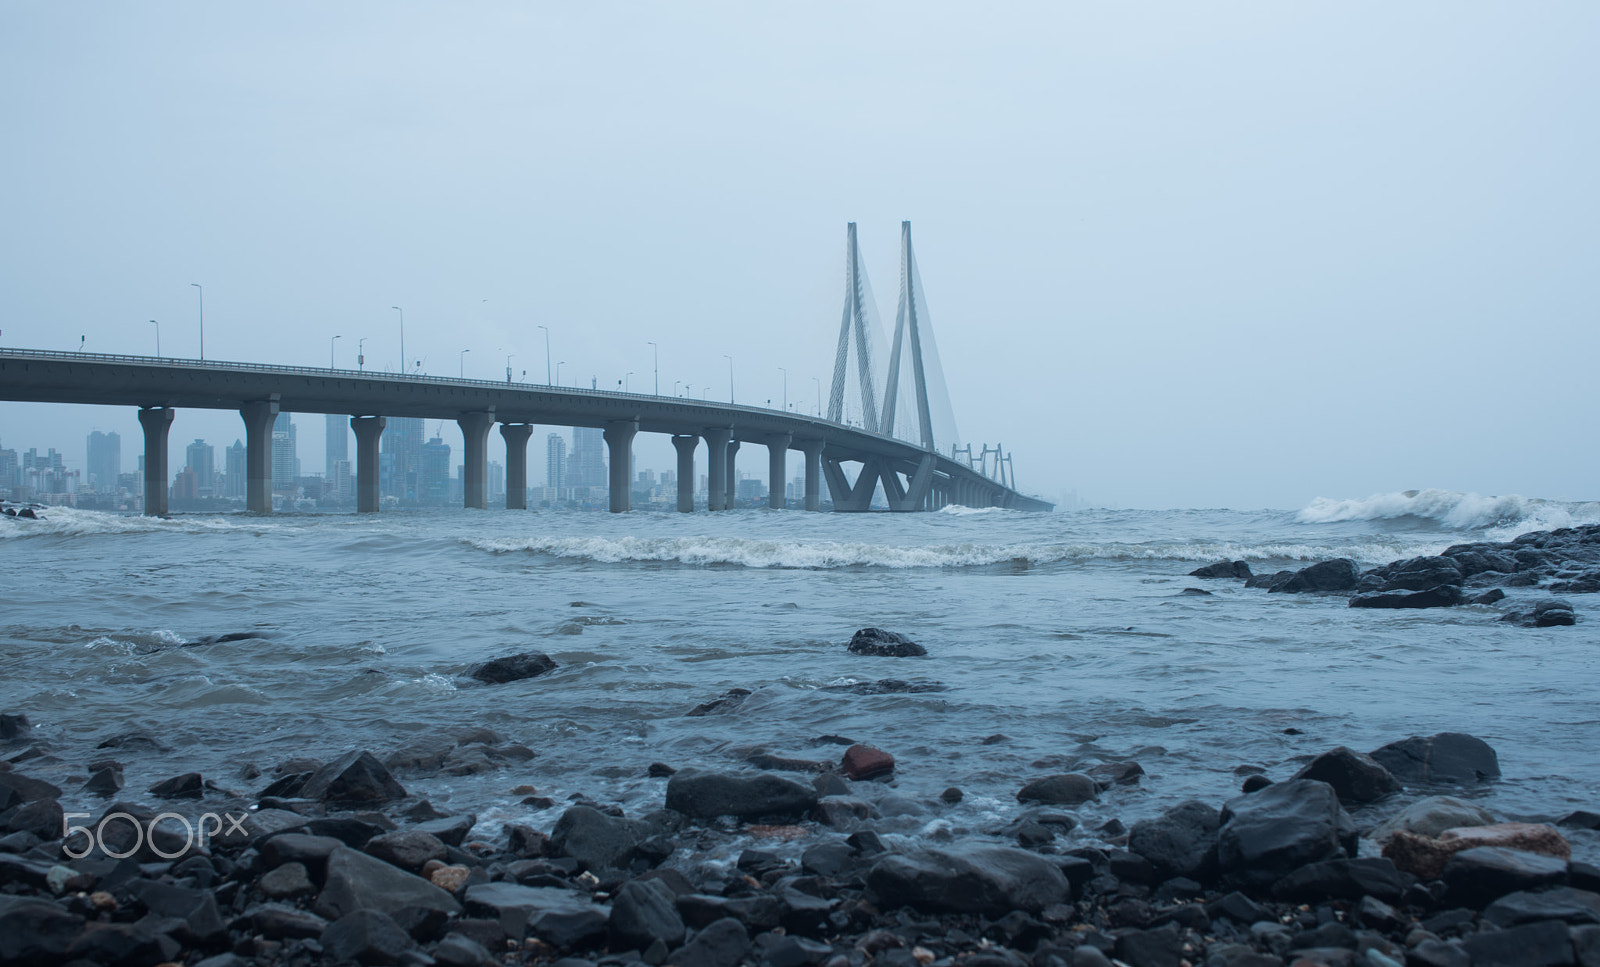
[223,440,246,498]
[86,431,121,493]
[380,417,424,502]
[545,433,567,497]
[0,442,19,495]
[566,426,605,496]
[488,461,504,500]
[325,414,348,476]
[421,436,451,505]
[272,413,298,493]
[185,438,214,497]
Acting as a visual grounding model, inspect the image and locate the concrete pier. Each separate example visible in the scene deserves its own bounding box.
[458,410,495,510]
[704,428,730,511]
[672,434,697,513]
[725,439,739,510]
[351,415,385,513]
[766,433,791,509]
[239,399,279,514]
[800,440,822,511]
[137,406,174,517]
[604,420,638,513]
[499,423,533,510]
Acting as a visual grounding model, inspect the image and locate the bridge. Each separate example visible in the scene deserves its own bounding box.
[1,223,1052,516]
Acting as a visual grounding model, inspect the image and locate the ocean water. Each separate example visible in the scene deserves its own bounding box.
[2,488,1597,860]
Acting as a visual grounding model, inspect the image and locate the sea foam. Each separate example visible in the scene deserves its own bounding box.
[1297,489,1600,537]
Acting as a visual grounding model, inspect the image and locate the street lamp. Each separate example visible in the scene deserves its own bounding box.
[505,353,514,383]
[149,319,160,357]
[391,306,405,374]
[778,366,787,412]
[557,360,565,385]
[647,341,658,395]
[813,377,822,417]
[674,380,680,397]
[190,283,204,360]
[358,337,367,371]
[723,354,734,403]
[459,348,471,377]
[331,334,341,370]
[537,324,551,384]
[625,371,633,393]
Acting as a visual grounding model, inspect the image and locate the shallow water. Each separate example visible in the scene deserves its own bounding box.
[2,492,1596,861]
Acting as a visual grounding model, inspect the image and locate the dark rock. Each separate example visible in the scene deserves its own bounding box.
[940,786,964,804]
[1290,746,1400,803]
[801,840,854,877]
[745,752,831,773]
[0,771,61,803]
[847,628,927,657]
[1442,846,1568,906]
[0,714,31,743]
[0,895,84,966]
[1268,559,1361,593]
[1272,857,1404,902]
[841,744,894,780]
[469,651,557,684]
[1459,919,1574,967]
[1087,761,1145,786]
[1483,886,1600,927]
[648,762,677,777]
[413,813,476,848]
[1241,774,1273,793]
[1189,561,1252,579]
[761,934,833,967]
[129,877,227,944]
[1112,922,1183,967]
[1180,587,1212,596]
[1372,555,1465,592]
[867,846,1070,915]
[1216,779,1349,888]
[261,832,345,872]
[665,769,818,819]
[1409,938,1471,967]
[321,909,418,964]
[300,750,407,803]
[820,678,946,694]
[687,688,752,717]
[1205,890,1272,924]
[1348,585,1464,609]
[259,861,315,898]
[148,771,204,799]
[433,933,495,967]
[670,917,749,967]
[1369,732,1500,784]
[82,764,123,796]
[1502,597,1580,627]
[1471,588,1507,605]
[1247,569,1294,588]
[1561,810,1600,830]
[1016,774,1099,806]
[463,881,607,943]
[4,798,61,841]
[67,922,180,966]
[1127,800,1219,883]
[611,878,686,950]
[813,795,876,826]
[550,804,648,870]
[246,902,331,939]
[315,844,463,921]
[365,830,448,871]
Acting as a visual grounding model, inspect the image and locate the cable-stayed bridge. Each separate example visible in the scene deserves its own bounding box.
[0,223,1052,515]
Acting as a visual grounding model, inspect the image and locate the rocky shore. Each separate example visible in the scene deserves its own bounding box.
[3,692,1600,967]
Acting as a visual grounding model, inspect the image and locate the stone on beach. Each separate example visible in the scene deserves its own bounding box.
[1016,773,1099,806]
[665,769,818,820]
[846,627,928,657]
[299,750,407,804]
[867,846,1071,915]
[1369,795,1496,844]
[315,845,463,921]
[1289,746,1399,803]
[1189,560,1252,579]
[1348,585,1464,609]
[468,651,556,684]
[840,744,895,781]
[1368,732,1500,785]
[1267,559,1361,593]
[1127,800,1220,883]
[687,688,753,717]
[1216,780,1351,888]
[549,803,650,871]
[1382,822,1570,881]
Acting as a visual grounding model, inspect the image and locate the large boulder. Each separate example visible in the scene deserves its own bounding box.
[320,909,418,964]
[1216,780,1350,889]
[463,882,608,944]
[1369,732,1500,785]
[1484,887,1600,928]
[1189,561,1252,580]
[664,770,818,819]
[1383,822,1569,880]
[1370,556,1464,592]
[609,878,685,950]
[1369,795,1496,845]
[1349,586,1464,609]
[1127,800,1220,883]
[847,628,927,657]
[1501,598,1579,628]
[1270,857,1405,903]
[1290,747,1400,803]
[549,804,649,871]
[1268,559,1361,594]
[469,652,556,685]
[867,846,1071,916]
[1443,846,1570,907]
[300,750,407,804]
[315,845,462,922]
[1016,774,1099,806]
[0,895,85,967]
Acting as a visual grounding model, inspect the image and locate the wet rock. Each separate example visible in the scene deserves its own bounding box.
[1483,886,1600,927]
[1016,774,1099,806]
[1369,556,1465,592]
[847,628,927,657]
[384,735,456,774]
[67,922,179,966]
[1247,569,1294,588]
[321,909,418,964]
[81,764,123,796]
[4,798,61,841]
[300,750,407,803]
[1241,774,1273,793]
[814,796,877,827]
[762,934,833,967]
[1369,795,1496,844]
[687,688,752,717]
[245,903,331,940]
[745,752,831,773]
[365,830,448,872]
[841,744,894,781]
[315,844,463,921]
[1127,800,1219,883]
[821,678,947,694]
[1442,846,1569,907]
[611,878,686,950]
[1268,559,1361,593]
[1458,919,1573,967]
[1383,822,1569,880]
[469,651,557,684]
[1112,922,1183,967]
[1189,561,1252,579]
[94,730,172,753]
[1086,760,1145,786]
[0,771,61,803]
[148,771,204,799]
[463,882,607,944]
[939,786,964,804]
[1348,586,1463,609]
[1271,857,1405,902]
[1180,586,1213,596]
[1470,588,1507,605]
[665,769,818,820]
[670,916,749,967]
[1368,732,1500,785]
[0,895,85,965]
[0,713,31,743]
[260,861,315,899]
[1216,779,1350,889]
[550,804,648,871]
[1290,747,1400,803]
[434,933,495,967]
[261,832,345,873]
[867,846,1071,915]
[1501,598,1579,627]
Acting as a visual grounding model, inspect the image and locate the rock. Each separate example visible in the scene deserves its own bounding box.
[610,878,686,950]
[1483,886,1600,927]
[246,903,331,940]
[365,830,448,872]
[1371,556,1465,592]
[1471,588,1507,605]
[1189,561,1252,579]
[66,922,179,966]
[549,804,648,871]
[687,688,752,717]
[433,933,495,967]
[1127,800,1220,883]
[469,651,557,684]
[1216,779,1350,889]
[1384,822,1569,880]
[1247,569,1294,588]
[259,861,315,899]
[1241,774,1273,793]
[1502,598,1579,627]
[1442,846,1569,906]
[1459,919,1574,967]
[821,678,946,694]
[847,628,927,657]
[1271,857,1405,902]
[320,909,418,964]
[0,771,61,804]
[1368,732,1500,785]
[413,813,476,847]
[1086,760,1145,786]
[5,799,61,841]
[940,786,963,804]
[1348,586,1464,609]
[1112,922,1183,967]
[147,771,204,799]
[261,832,346,872]
[0,713,30,743]
[1016,774,1099,806]
[81,764,123,796]
[1290,747,1400,803]
[867,846,1071,915]
[841,744,894,780]
[761,934,833,967]
[665,769,818,819]
[300,750,407,803]
[0,895,85,965]
[745,752,831,773]
[315,845,463,922]
[670,916,749,967]
[1370,795,1496,844]
[1268,559,1361,593]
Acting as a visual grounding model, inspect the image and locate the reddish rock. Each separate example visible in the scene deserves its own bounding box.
[1383,822,1570,880]
[841,744,895,781]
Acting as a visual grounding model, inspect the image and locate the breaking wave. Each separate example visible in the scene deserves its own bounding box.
[1296,489,1600,537]
[0,506,265,541]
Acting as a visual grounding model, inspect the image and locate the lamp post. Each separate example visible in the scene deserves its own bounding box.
[330,334,341,370]
[622,371,633,392]
[358,337,367,371]
[778,366,787,412]
[190,283,204,360]
[557,360,565,385]
[674,380,680,397]
[537,325,551,384]
[459,348,471,377]
[723,354,734,403]
[149,319,160,357]
[391,306,405,374]
[505,353,514,383]
[647,341,658,395]
[813,377,821,416]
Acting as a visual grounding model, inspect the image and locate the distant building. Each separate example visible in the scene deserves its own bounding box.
[488,460,504,500]
[327,459,353,500]
[545,433,567,499]
[185,438,214,497]
[0,442,18,495]
[87,431,121,493]
[325,414,348,476]
[566,426,605,497]
[381,417,424,502]
[223,440,246,498]
[272,413,298,493]
[421,436,451,505]
[171,467,199,501]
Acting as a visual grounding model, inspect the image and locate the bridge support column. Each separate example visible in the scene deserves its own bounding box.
[137,406,174,517]
[458,409,496,510]
[351,416,385,513]
[672,435,698,512]
[725,439,739,509]
[766,433,791,509]
[239,398,279,515]
[704,428,730,511]
[800,440,822,512]
[500,423,533,509]
[604,420,638,513]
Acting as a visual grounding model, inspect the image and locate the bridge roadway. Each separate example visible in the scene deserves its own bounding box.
[0,349,1053,516]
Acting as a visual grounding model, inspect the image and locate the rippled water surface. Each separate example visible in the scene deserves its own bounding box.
[2,494,1596,860]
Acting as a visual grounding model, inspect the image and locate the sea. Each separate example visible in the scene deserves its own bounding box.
[3,488,1597,862]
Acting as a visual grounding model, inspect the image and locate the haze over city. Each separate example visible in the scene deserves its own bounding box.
[3,3,1595,509]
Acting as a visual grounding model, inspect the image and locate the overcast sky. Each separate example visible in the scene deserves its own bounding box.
[2,3,1595,509]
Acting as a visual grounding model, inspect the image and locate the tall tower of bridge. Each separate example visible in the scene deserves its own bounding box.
[827,222,884,432]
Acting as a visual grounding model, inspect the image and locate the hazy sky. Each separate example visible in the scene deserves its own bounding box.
[3,3,1595,509]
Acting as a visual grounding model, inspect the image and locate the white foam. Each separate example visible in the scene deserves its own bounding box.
[0,506,264,540]
[1297,489,1600,536]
